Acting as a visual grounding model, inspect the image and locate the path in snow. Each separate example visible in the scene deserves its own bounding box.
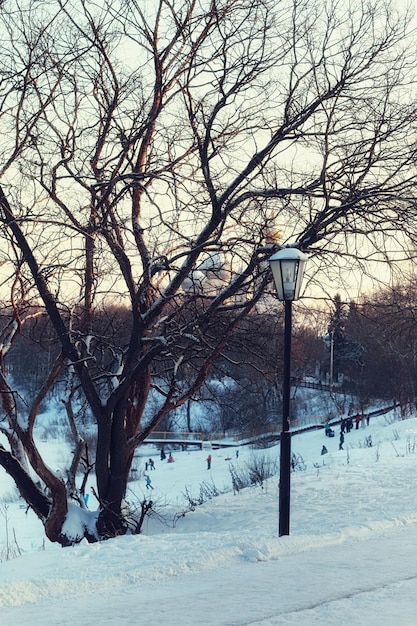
[1,524,417,626]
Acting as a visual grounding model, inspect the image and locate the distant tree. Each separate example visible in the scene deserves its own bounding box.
[326,295,366,385]
[0,0,416,544]
[292,322,325,381]
[327,294,347,383]
[347,284,417,412]
[208,310,282,432]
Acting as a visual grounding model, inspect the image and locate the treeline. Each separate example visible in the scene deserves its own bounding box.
[326,285,417,415]
[3,280,415,433]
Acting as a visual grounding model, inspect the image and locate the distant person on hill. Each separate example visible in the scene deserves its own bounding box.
[339,431,344,451]
[160,449,166,461]
[167,453,174,463]
[206,454,212,470]
[325,422,334,437]
[321,445,328,455]
[355,413,361,430]
[145,475,153,490]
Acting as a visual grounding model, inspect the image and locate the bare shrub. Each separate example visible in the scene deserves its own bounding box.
[0,502,22,562]
[229,454,278,493]
[229,464,248,494]
[406,435,417,454]
[182,480,223,509]
[245,453,278,486]
[291,453,306,472]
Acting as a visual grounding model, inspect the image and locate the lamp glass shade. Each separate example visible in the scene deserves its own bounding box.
[269,248,308,301]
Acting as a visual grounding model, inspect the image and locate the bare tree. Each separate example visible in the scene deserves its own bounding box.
[344,284,417,412]
[0,0,416,543]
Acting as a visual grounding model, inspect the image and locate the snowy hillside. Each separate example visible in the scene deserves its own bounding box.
[1,410,417,625]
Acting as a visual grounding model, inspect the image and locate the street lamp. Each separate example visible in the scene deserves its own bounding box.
[269,247,308,536]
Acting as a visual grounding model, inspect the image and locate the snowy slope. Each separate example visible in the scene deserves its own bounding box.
[0,411,417,625]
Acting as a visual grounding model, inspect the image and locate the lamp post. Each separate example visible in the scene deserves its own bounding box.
[269,247,308,536]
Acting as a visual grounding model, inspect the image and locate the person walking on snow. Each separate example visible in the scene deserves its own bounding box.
[339,430,344,451]
[206,454,212,470]
[145,475,154,490]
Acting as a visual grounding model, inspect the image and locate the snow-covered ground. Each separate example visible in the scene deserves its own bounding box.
[1,411,417,625]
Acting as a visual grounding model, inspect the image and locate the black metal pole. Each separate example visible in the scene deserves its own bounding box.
[279,298,292,536]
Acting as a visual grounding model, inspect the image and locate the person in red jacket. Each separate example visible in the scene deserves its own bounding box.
[206,454,212,470]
